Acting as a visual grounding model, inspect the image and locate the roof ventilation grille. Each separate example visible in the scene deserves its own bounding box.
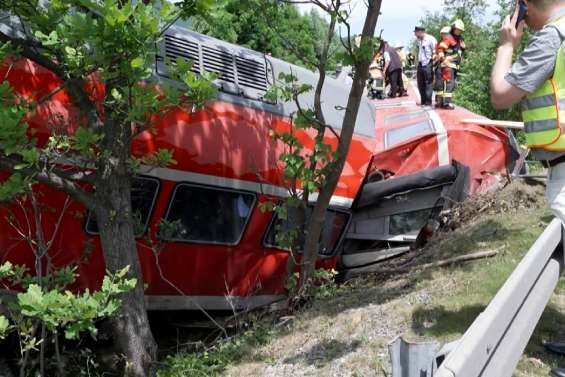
[235,56,268,94]
[157,34,201,76]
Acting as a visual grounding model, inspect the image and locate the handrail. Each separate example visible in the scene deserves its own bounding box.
[434,218,564,377]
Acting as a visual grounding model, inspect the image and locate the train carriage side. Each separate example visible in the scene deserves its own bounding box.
[0,25,376,310]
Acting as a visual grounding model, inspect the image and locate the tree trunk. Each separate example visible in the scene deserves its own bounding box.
[94,171,157,377]
[300,0,383,288]
[284,204,307,296]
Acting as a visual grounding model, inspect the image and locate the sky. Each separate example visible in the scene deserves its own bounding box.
[297,0,500,48]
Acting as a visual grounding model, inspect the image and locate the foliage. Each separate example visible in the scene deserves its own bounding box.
[0,0,219,372]
[0,1,216,194]
[0,262,135,375]
[285,268,340,300]
[192,1,344,70]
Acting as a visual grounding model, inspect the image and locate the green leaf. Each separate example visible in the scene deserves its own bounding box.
[21,148,39,167]
[110,88,123,101]
[0,262,13,279]
[0,315,9,339]
[130,57,144,69]
[0,174,30,202]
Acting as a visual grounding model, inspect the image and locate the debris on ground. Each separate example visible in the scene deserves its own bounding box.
[444,180,545,230]
[359,180,546,279]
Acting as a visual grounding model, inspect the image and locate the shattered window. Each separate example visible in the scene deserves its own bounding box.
[264,207,350,256]
[85,176,160,237]
[385,119,434,148]
[162,184,256,245]
[389,208,437,236]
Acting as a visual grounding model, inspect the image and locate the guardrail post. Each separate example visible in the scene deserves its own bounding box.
[389,337,439,377]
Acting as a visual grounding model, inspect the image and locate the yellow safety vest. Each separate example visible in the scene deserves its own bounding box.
[523,18,565,151]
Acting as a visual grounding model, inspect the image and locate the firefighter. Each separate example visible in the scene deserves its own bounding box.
[434,26,458,109]
[451,19,466,78]
[438,20,465,109]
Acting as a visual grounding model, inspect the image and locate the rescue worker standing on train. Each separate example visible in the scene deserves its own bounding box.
[381,40,408,98]
[491,2,565,374]
[434,26,454,109]
[434,20,465,110]
[451,19,467,75]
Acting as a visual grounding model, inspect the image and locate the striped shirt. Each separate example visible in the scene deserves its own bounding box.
[418,34,437,65]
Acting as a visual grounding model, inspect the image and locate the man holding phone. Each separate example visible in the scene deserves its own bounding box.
[491,1,565,375]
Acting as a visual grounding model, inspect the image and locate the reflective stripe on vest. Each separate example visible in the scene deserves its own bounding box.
[523,16,565,151]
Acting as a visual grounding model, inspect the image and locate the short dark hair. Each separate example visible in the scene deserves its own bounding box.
[414,26,425,32]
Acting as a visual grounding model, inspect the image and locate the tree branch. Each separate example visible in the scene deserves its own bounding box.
[0,157,95,210]
[0,31,65,79]
[0,30,104,131]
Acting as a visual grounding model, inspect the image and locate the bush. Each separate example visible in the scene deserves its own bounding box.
[0,263,135,376]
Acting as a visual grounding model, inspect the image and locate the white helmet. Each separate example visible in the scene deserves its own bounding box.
[394,41,404,49]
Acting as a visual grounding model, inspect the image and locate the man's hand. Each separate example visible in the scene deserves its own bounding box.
[499,4,525,49]
[491,3,528,110]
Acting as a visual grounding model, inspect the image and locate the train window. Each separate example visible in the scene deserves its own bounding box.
[161,184,256,245]
[85,176,160,236]
[389,207,439,236]
[385,119,434,148]
[264,207,350,256]
[384,110,427,125]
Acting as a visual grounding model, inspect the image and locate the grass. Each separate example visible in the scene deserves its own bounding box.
[160,181,565,377]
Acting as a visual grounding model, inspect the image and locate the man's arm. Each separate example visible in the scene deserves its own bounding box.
[490,10,527,109]
[383,51,390,79]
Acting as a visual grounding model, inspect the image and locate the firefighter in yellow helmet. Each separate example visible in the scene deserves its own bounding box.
[437,19,466,109]
[451,19,466,73]
[433,26,453,108]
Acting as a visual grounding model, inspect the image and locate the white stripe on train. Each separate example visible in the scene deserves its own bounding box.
[427,109,450,166]
[139,166,355,208]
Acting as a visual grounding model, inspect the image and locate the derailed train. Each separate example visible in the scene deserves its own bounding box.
[0,23,519,310]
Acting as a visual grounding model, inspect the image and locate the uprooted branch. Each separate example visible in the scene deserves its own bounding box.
[350,249,501,279]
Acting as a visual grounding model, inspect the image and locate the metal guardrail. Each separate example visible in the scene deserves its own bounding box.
[434,218,564,377]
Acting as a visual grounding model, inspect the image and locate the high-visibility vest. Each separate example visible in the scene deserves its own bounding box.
[523,18,565,151]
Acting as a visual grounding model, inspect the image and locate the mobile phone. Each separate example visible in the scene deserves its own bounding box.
[516,0,528,28]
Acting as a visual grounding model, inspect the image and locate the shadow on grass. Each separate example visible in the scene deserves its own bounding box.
[410,303,565,371]
[411,304,485,338]
[283,338,361,367]
[524,304,565,370]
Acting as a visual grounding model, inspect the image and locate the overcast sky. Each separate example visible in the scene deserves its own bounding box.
[297,0,500,48]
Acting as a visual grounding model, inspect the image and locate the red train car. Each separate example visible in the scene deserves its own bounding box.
[341,90,520,270]
[0,25,377,310]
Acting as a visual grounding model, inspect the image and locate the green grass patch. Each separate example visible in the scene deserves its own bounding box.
[158,326,277,377]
